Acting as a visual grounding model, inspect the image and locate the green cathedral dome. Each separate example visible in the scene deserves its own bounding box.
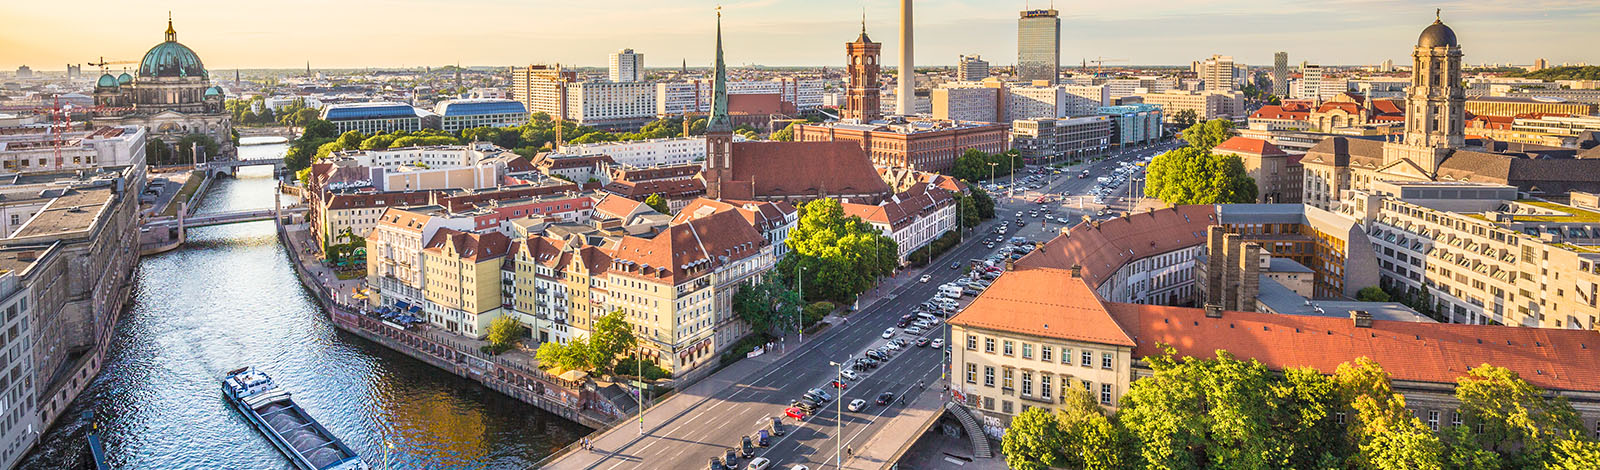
[138,19,207,79]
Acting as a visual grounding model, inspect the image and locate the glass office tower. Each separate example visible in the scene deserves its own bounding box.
[1017,9,1061,85]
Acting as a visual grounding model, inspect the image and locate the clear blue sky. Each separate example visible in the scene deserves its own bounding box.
[2,0,1596,71]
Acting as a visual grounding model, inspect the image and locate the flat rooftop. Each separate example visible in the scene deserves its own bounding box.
[11,186,113,239]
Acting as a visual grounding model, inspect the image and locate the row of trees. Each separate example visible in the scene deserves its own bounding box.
[225,97,321,128]
[145,134,221,166]
[532,310,639,376]
[1511,66,1600,81]
[1142,118,1259,205]
[777,199,900,304]
[1002,349,1600,470]
[950,148,1025,183]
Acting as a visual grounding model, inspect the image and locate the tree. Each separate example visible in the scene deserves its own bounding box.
[174,134,221,164]
[968,185,996,219]
[778,198,899,303]
[335,130,366,150]
[1454,364,1584,465]
[535,338,593,372]
[1143,146,1258,205]
[733,276,802,335]
[950,148,1023,182]
[1357,286,1391,302]
[957,193,980,229]
[301,118,338,141]
[1172,109,1199,128]
[486,315,521,351]
[1545,435,1600,470]
[771,122,797,141]
[145,138,171,165]
[1002,407,1066,470]
[644,193,671,214]
[588,310,638,373]
[1179,119,1236,151]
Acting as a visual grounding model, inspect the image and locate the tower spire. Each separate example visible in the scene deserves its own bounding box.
[708,6,730,132]
[165,12,177,42]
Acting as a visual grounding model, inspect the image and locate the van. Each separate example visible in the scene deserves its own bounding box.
[938,285,962,298]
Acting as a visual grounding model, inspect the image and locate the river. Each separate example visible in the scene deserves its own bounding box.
[20,137,586,469]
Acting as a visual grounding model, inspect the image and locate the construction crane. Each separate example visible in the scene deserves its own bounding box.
[86,56,138,75]
[1084,57,1128,76]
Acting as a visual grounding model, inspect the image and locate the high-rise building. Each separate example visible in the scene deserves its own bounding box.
[1017,9,1061,85]
[897,0,915,115]
[1296,64,1323,99]
[1273,52,1289,97]
[609,48,644,83]
[1533,58,1549,71]
[1196,54,1239,91]
[958,55,989,81]
[845,22,883,122]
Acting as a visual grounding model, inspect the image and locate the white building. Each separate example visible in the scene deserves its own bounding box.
[0,125,146,172]
[435,98,529,133]
[557,135,747,167]
[841,185,958,263]
[932,84,1000,122]
[264,96,324,111]
[565,81,656,128]
[1195,54,1243,91]
[609,49,644,83]
[367,206,476,310]
[324,144,512,192]
[1135,90,1245,122]
[1004,84,1109,121]
[958,55,990,81]
[655,79,824,116]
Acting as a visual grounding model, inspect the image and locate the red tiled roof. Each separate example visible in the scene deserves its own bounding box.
[1214,137,1287,157]
[948,267,1136,347]
[609,209,766,283]
[722,141,892,199]
[422,228,512,262]
[604,178,706,199]
[1017,205,1217,289]
[594,193,649,218]
[1105,302,1600,393]
[672,198,795,233]
[1250,105,1309,121]
[324,191,435,211]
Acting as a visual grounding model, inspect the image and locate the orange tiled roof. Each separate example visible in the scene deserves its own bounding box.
[609,208,766,284]
[1017,205,1217,289]
[1105,302,1600,393]
[947,267,1136,347]
[1214,137,1287,157]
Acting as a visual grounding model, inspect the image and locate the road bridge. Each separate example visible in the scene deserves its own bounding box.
[201,158,286,178]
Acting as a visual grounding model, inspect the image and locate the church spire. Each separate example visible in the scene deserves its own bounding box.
[708,7,731,132]
[165,12,177,42]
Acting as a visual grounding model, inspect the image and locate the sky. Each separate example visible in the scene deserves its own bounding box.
[2,0,1598,72]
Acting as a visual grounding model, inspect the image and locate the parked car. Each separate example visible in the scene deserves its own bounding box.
[876,392,896,405]
[831,380,849,390]
[916,337,931,347]
[726,449,741,469]
[785,407,807,419]
[882,328,895,339]
[919,274,930,283]
[748,457,772,470]
[769,416,786,436]
[839,369,858,381]
[757,429,771,447]
[931,338,944,349]
[906,326,925,336]
[741,436,755,458]
[711,457,726,470]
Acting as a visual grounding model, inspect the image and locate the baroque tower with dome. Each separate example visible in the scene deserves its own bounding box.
[93,15,234,159]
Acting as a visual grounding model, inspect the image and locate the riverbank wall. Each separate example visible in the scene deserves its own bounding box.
[274,223,619,430]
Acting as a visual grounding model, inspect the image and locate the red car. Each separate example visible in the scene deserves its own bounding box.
[785,407,807,419]
[831,380,848,390]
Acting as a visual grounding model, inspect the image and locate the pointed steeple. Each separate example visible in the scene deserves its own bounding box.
[708,7,731,132]
[165,12,177,42]
[858,8,871,43]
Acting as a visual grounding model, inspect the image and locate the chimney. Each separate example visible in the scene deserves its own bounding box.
[1069,264,1081,278]
[1351,310,1373,328]
[1222,233,1243,311]
[1238,242,1261,312]
[1204,226,1226,308]
[1203,303,1223,318]
[1004,258,1015,271]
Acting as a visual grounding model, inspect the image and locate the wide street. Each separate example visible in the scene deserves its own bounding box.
[558,141,1175,470]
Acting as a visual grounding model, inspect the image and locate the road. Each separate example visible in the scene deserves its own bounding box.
[578,143,1176,470]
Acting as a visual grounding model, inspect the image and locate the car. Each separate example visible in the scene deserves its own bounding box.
[766,416,786,436]
[789,466,811,470]
[792,399,818,411]
[895,318,911,328]
[906,326,925,336]
[726,449,741,468]
[984,242,995,248]
[915,337,931,347]
[882,328,895,339]
[848,399,868,412]
[711,457,727,470]
[876,392,896,405]
[950,261,960,269]
[919,274,930,283]
[886,340,902,350]
[839,369,858,381]
[931,338,944,349]
[893,338,908,347]
[748,457,772,470]
[831,380,849,390]
[785,407,807,419]
[741,436,756,458]
[1015,211,1023,217]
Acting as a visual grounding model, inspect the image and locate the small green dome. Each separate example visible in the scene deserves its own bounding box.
[117,73,133,85]
[204,86,222,97]
[97,74,119,88]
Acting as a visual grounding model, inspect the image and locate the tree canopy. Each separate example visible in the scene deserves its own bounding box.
[732,275,803,335]
[1510,66,1600,81]
[1172,109,1200,128]
[1179,119,1237,151]
[1142,146,1258,205]
[777,198,899,303]
[950,148,1023,182]
[999,350,1599,470]
[644,193,671,215]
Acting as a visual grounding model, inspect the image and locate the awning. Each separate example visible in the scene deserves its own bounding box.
[409,305,422,313]
[395,300,411,310]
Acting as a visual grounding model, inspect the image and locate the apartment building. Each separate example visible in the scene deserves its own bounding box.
[1466,97,1597,117]
[655,79,823,116]
[1004,84,1109,121]
[841,183,957,263]
[1194,54,1243,91]
[510,64,578,121]
[673,198,797,260]
[422,229,513,338]
[609,49,644,83]
[1342,182,1600,329]
[435,99,528,133]
[950,265,1600,433]
[932,85,1001,123]
[958,55,990,81]
[558,136,729,167]
[1096,104,1165,148]
[1018,205,1219,305]
[1010,116,1112,164]
[1212,136,1303,203]
[320,102,427,135]
[565,81,657,129]
[366,206,477,310]
[1135,90,1245,122]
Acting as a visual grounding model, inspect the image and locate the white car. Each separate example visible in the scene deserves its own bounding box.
[882,328,895,339]
[840,369,858,381]
[906,326,925,336]
[790,466,811,470]
[848,399,868,412]
[886,340,902,350]
[748,457,772,470]
[919,274,931,283]
[931,338,944,349]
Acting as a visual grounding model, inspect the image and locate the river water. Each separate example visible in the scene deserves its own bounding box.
[20,137,586,469]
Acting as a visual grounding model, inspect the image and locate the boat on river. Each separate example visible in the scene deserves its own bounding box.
[222,367,369,470]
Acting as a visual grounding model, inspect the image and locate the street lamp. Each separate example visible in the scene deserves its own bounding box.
[797,265,808,343]
[829,357,851,470]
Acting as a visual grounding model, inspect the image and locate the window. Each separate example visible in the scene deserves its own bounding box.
[983,396,995,410]
[1041,346,1052,362]
[1003,340,1014,356]
[1041,375,1052,400]
[985,338,995,353]
[967,334,977,350]
[1002,400,1013,414]
[1021,372,1033,396]
[1002,369,1014,390]
[1083,379,1092,392]
[1102,352,1114,370]
[1452,411,1462,427]
[966,363,977,383]
[1021,343,1032,359]
[1100,384,1113,404]
[1428,410,1439,431]
[1061,348,1072,364]
[1081,350,1093,367]
[984,366,995,387]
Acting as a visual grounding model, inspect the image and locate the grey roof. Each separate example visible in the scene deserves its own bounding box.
[1216,203,1312,225]
[1268,257,1313,274]
[1418,20,1458,48]
[1257,277,1434,323]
